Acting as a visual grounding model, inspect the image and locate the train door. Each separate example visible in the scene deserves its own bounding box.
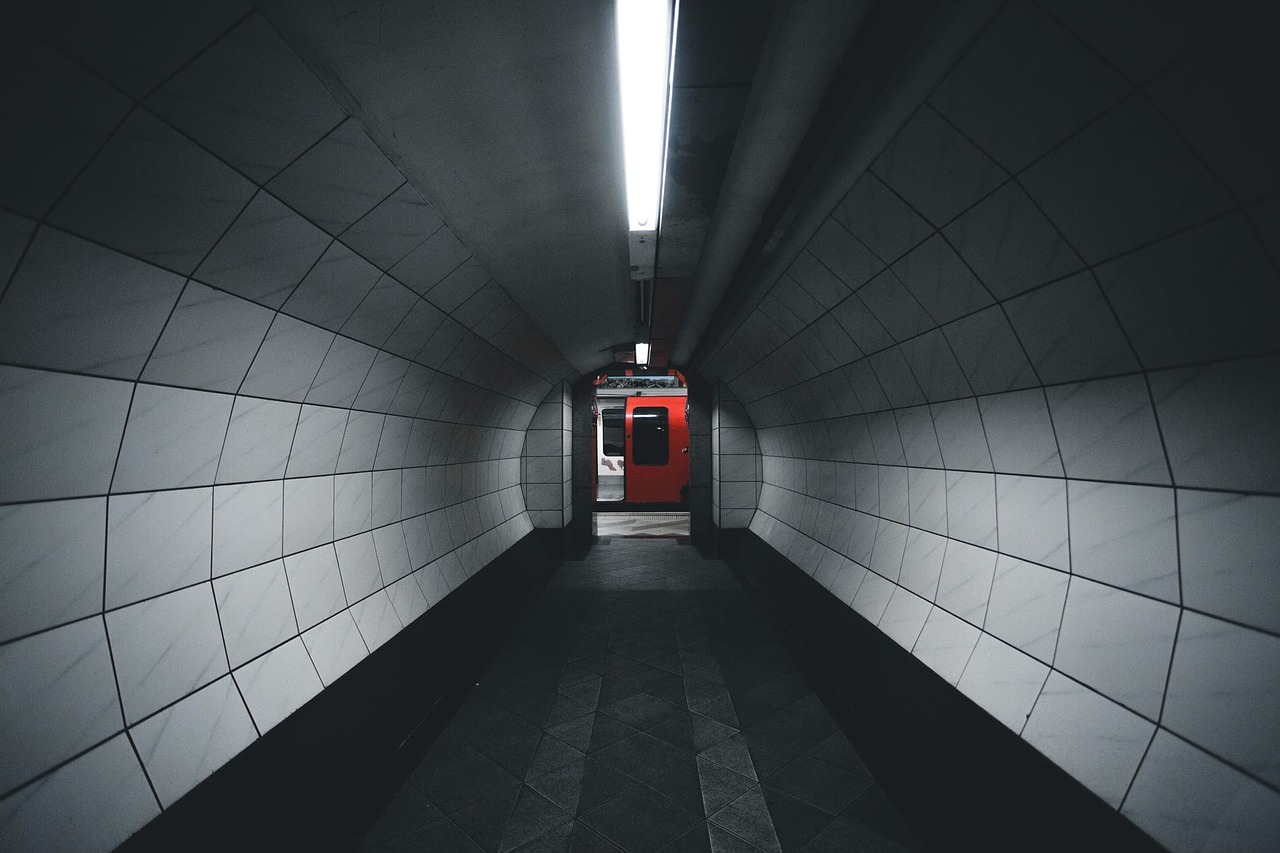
[624,396,689,504]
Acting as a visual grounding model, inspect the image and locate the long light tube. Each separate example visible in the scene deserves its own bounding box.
[616,0,675,232]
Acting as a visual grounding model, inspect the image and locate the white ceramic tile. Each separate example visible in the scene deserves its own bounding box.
[1163,613,1280,788]
[283,544,346,631]
[212,481,283,576]
[333,532,382,603]
[0,227,183,378]
[233,637,323,734]
[112,384,234,493]
[984,555,1068,662]
[0,618,121,792]
[935,540,997,627]
[0,366,133,503]
[214,396,300,484]
[106,584,228,724]
[1150,356,1280,493]
[898,528,946,599]
[851,571,896,624]
[929,398,993,471]
[912,607,981,685]
[1122,729,1280,853]
[941,307,1039,395]
[213,560,297,668]
[0,498,105,642]
[239,314,334,402]
[868,520,908,583]
[401,514,436,569]
[373,524,413,584]
[334,472,373,540]
[1046,375,1169,484]
[106,488,212,608]
[415,563,452,608]
[908,468,947,534]
[386,573,429,626]
[141,282,275,391]
[878,588,933,650]
[957,633,1050,733]
[995,474,1069,570]
[1022,672,1154,807]
[1053,577,1178,718]
[877,466,910,525]
[283,476,334,555]
[285,404,347,477]
[1179,490,1280,633]
[48,109,255,275]
[130,674,257,807]
[374,416,413,470]
[978,389,1063,476]
[301,611,369,686]
[355,352,409,413]
[0,734,158,853]
[306,334,377,408]
[1067,480,1178,602]
[350,589,404,652]
[945,470,997,549]
[283,242,381,332]
[336,410,383,473]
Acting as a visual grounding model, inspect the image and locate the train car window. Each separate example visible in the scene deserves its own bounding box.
[602,408,625,457]
[632,407,668,465]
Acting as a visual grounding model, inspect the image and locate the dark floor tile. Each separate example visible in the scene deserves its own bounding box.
[484,734,543,780]
[767,755,872,816]
[707,786,781,853]
[412,749,522,814]
[510,820,574,853]
[797,818,913,853]
[420,734,481,770]
[547,712,597,752]
[647,674,691,708]
[695,757,758,817]
[839,785,919,849]
[641,759,706,816]
[586,713,640,754]
[781,694,831,723]
[560,667,601,689]
[697,735,758,782]
[759,785,836,851]
[451,785,522,851]
[691,694,740,729]
[744,710,835,754]
[594,731,692,784]
[529,755,637,816]
[566,821,627,853]
[580,782,702,853]
[741,680,812,712]
[456,707,544,754]
[375,817,485,852]
[706,822,767,853]
[602,693,680,729]
[649,712,698,752]
[528,734,587,778]
[560,677,603,709]
[804,733,869,776]
[499,786,573,852]
[690,713,738,752]
[742,735,806,782]
[657,822,712,853]
[364,783,443,845]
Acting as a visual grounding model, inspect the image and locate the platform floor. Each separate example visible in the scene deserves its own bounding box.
[359,537,918,852]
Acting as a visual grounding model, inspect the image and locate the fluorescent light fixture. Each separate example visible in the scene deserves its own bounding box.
[616,0,676,233]
[635,342,651,366]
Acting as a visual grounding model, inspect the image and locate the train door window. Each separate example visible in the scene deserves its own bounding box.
[632,407,669,465]
[601,408,625,457]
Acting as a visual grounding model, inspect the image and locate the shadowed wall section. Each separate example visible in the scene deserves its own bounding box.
[698,4,1280,850]
[0,7,572,851]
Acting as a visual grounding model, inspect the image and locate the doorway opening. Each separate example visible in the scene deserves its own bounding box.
[592,369,690,511]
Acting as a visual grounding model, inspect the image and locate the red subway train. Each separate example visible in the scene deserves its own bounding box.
[593,371,689,505]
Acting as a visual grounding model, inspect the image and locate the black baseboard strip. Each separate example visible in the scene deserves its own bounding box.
[719,528,1164,853]
[119,531,559,853]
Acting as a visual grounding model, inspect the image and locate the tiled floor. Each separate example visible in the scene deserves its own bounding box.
[360,538,919,852]
[595,512,690,539]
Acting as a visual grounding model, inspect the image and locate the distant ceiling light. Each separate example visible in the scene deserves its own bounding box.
[616,0,677,237]
[635,341,652,366]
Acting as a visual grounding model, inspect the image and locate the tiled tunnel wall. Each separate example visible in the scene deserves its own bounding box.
[521,381,574,529]
[712,383,762,529]
[0,7,573,851]
[700,4,1280,851]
